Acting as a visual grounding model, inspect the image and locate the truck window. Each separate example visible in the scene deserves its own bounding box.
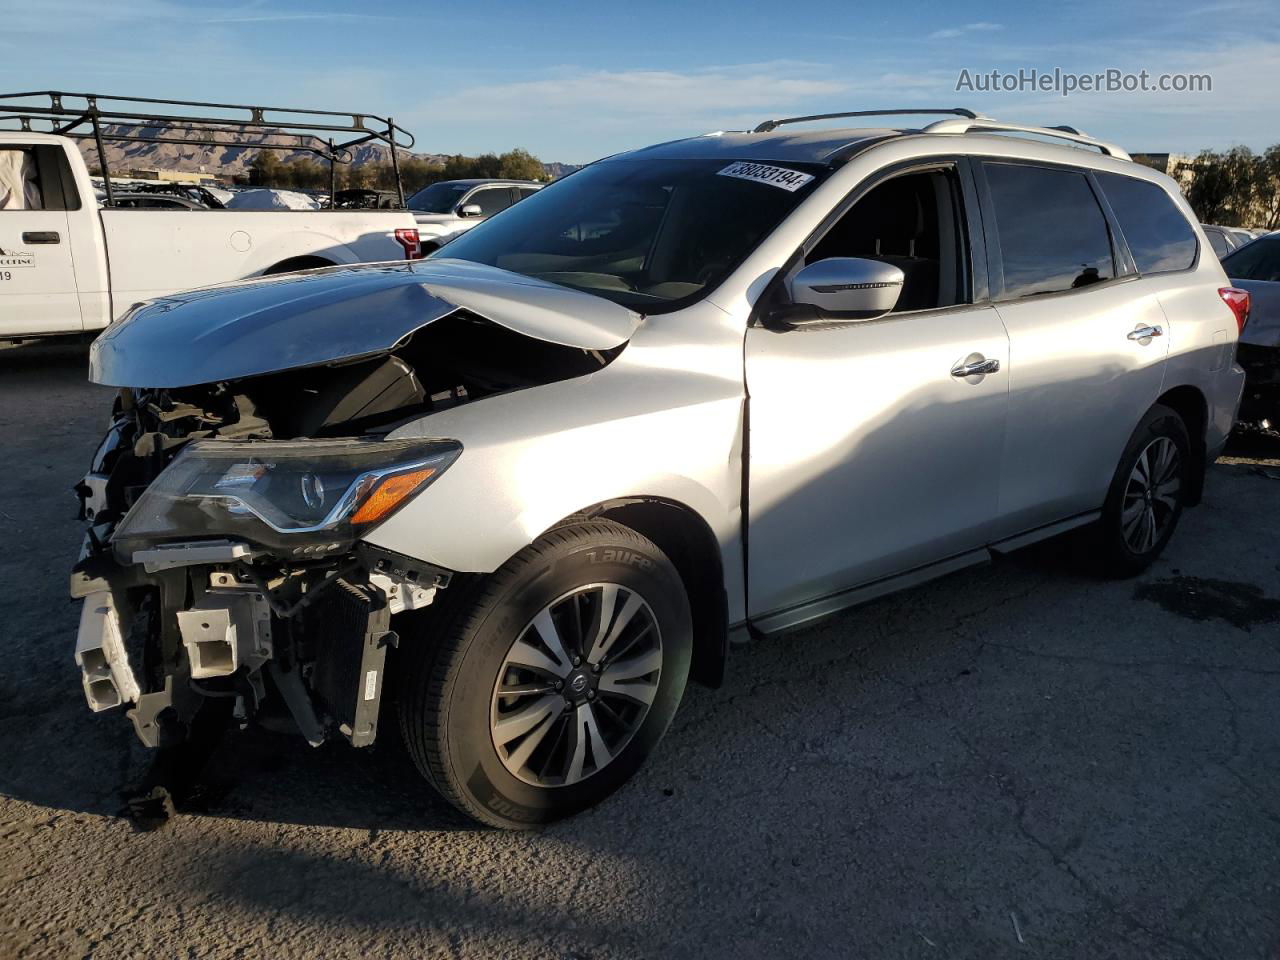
[469,187,514,216]
[0,148,44,210]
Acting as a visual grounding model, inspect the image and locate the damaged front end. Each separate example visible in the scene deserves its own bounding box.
[70,260,633,752]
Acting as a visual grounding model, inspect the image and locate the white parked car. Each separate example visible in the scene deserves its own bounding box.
[0,132,422,340]
[406,178,542,253]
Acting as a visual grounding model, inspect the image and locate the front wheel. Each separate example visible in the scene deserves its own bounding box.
[399,521,692,828]
[1095,403,1191,577]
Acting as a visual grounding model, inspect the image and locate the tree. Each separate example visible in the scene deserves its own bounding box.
[248,151,281,187]
[499,148,545,181]
[1257,145,1280,231]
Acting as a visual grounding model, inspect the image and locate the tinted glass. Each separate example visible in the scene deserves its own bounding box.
[437,158,826,312]
[984,162,1114,298]
[469,187,513,216]
[1222,236,1280,281]
[407,181,469,213]
[516,187,540,200]
[1205,228,1231,258]
[1095,172,1197,274]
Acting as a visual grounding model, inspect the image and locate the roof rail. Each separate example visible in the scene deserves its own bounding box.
[921,117,1131,160]
[753,108,986,134]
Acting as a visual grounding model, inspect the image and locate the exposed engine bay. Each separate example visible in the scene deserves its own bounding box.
[71,311,618,753]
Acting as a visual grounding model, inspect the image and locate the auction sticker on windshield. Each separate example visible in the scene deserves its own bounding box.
[717,162,814,192]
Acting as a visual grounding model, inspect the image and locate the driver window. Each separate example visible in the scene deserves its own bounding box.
[805,168,968,311]
[0,148,44,211]
[469,188,514,217]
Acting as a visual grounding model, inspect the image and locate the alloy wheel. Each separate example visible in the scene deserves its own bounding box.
[490,583,663,787]
[1121,436,1181,554]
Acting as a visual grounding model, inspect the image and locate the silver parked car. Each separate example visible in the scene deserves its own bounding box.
[406,178,542,254]
[73,109,1247,828]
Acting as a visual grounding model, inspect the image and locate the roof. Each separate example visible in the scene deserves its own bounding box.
[608,116,1132,168]
[613,128,904,165]
[434,178,543,187]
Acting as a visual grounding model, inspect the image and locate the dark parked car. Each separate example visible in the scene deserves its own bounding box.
[1223,234,1280,428]
[111,193,208,210]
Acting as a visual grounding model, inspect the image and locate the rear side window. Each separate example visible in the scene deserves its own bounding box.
[984,162,1115,299]
[1095,172,1197,274]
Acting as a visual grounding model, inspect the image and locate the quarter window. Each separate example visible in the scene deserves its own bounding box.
[1095,172,1197,274]
[984,162,1115,299]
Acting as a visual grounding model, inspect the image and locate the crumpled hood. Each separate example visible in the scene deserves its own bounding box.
[90,259,641,388]
[1232,278,1280,348]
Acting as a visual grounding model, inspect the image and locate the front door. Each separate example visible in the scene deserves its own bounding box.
[744,163,1010,626]
[0,145,82,337]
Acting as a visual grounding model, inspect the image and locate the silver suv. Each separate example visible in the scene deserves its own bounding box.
[406,178,542,253]
[73,109,1248,828]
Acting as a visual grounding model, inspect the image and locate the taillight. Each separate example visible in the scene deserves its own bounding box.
[1219,287,1250,334]
[394,228,422,260]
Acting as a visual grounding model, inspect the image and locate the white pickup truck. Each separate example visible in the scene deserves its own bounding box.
[0,132,422,340]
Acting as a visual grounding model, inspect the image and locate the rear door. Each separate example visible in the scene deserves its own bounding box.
[0,145,83,337]
[977,160,1170,537]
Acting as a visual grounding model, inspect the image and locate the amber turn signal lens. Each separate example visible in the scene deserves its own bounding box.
[350,467,436,526]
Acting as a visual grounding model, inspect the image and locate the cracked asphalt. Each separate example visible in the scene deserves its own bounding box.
[2,340,1279,959]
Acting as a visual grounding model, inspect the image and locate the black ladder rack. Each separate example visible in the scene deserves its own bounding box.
[0,90,417,207]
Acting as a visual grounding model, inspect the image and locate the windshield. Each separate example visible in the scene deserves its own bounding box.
[432,158,827,311]
[1223,235,1280,282]
[408,182,470,214]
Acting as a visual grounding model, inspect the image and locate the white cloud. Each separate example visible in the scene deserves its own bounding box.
[425,62,847,121]
[928,22,1005,41]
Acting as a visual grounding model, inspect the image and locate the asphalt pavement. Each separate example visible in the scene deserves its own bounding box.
[1,340,1278,959]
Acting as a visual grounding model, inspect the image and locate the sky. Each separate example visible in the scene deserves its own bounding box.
[2,0,1278,164]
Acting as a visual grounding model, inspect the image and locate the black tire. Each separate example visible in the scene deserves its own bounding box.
[262,256,334,275]
[398,520,692,829]
[1095,403,1191,578]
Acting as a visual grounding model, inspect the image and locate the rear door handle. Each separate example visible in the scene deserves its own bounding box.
[1127,324,1163,341]
[22,231,60,244]
[951,357,1000,378]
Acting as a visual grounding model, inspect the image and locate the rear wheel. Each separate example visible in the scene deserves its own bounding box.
[1095,404,1190,577]
[399,521,691,828]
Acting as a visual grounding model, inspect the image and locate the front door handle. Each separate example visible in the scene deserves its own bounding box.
[22,231,60,244]
[1127,324,1163,341]
[951,357,1000,378]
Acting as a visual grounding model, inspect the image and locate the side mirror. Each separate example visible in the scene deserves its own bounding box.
[458,203,483,218]
[782,257,904,323]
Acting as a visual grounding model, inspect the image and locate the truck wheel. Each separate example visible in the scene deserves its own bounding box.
[1095,404,1190,577]
[262,256,334,275]
[399,521,692,828]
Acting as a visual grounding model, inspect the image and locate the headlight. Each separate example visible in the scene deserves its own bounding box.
[111,437,461,556]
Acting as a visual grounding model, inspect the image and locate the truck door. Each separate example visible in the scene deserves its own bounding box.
[0,145,83,337]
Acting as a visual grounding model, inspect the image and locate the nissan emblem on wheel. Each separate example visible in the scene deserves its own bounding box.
[69,108,1246,829]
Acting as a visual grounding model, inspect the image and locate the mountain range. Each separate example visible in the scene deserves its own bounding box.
[75,124,577,180]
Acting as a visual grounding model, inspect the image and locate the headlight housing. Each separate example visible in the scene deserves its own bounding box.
[111,437,461,557]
